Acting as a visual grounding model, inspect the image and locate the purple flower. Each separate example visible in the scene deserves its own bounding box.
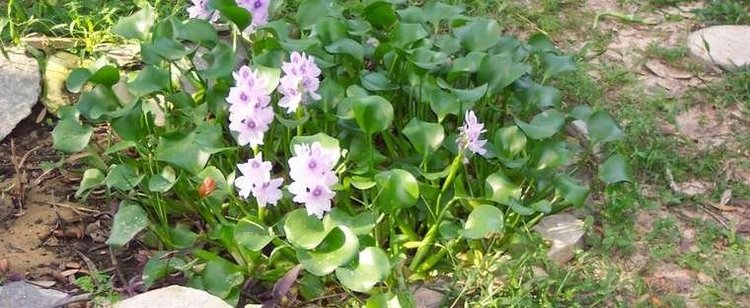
[252,178,283,207]
[277,52,322,113]
[187,0,219,22]
[235,153,273,198]
[457,110,487,156]
[227,66,275,147]
[287,142,339,218]
[288,182,335,218]
[238,0,270,35]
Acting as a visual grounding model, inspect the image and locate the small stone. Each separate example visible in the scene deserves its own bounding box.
[687,25,750,71]
[114,285,231,308]
[533,213,585,265]
[0,281,69,308]
[42,51,81,114]
[0,50,41,141]
[412,287,444,308]
[94,44,140,68]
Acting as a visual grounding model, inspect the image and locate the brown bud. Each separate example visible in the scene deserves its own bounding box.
[198,177,216,198]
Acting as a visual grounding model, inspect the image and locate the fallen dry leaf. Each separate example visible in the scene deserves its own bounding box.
[645,59,693,79]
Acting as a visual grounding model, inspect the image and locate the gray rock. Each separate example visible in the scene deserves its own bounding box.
[687,25,750,71]
[114,285,231,308]
[413,287,445,308]
[0,51,41,141]
[533,213,585,265]
[0,281,69,308]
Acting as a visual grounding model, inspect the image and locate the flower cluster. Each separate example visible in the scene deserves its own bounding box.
[187,0,219,22]
[457,110,487,156]
[187,0,270,35]
[287,142,339,218]
[237,0,271,35]
[227,66,274,148]
[235,153,283,207]
[278,52,322,113]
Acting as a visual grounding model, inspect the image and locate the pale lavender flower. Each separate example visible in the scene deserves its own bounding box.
[238,0,271,35]
[252,178,283,207]
[277,52,322,113]
[234,153,273,198]
[457,110,487,156]
[187,0,219,22]
[228,107,273,147]
[288,182,335,218]
[227,66,275,147]
[287,142,339,218]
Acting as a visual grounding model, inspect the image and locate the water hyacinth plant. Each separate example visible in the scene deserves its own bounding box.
[52,0,630,305]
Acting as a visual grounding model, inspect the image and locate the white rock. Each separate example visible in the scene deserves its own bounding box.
[533,214,585,265]
[687,25,750,71]
[0,51,41,141]
[114,285,231,308]
[412,287,444,308]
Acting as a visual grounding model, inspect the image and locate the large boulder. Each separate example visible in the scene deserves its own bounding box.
[0,51,41,141]
[533,213,585,265]
[687,25,750,71]
[114,285,231,308]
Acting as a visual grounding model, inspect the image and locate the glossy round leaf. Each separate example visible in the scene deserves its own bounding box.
[148,166,177,193]
[65,68,91,93]
[493,126,527,159]
[374,169,420,213]
[598,154,631,184]
[459,204,504,239]
[324,209,377,235]
[542,53,576,79]
[106,164,144,191]
[361,71,398,91]
[234,219,274,251]
[284,209,330,250]
[201,257,244,299]
[586,111,623,144]
[335,247,391,292]
[76,85,121,121]
[52,116,93,153]
[515,109,565,140]
[296,0,338,29]
[113,4,155,40]
[402,118,445,154]
[363,1,397,27]
[199,42,235,80]
[390,23,428,48]
[485,170,521,204]
[477,53,530,95]
[325,38,364,61]
[127,66,169,97]
[297,226,359,276]
[454,18,502,51]
[106,200,149,247]
[554,174,589,207]
[352,95,394,135]
[75,168,105,198]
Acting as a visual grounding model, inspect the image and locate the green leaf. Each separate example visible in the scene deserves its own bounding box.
[517,82,561,110]
[374,169,420,213]
[155,125,222,174]
[447,51,487,81]
[315,17,348,45]
[325,38,364,61]
[532,140,570,170]
[598,154,631,184]
[402,118,445,154]
[211,0,252,30]
[477,53,529,95]
[112,101,151,141]
[201,257,244,299]
[458,204,504,239]
[542,53,576,79]
[142,251,179,289]
[290,133,341,164]
[52,111,93,153]
[297,226,359,276]
[170,224,198,249]
[586,111,623,144]
[297,0,337,29]
[361,71,398,91]
[527,32,556,52]
[127,66,170,97]
[76,85,121,121]
[493,126,527,158]
[151,37,191,61]
[515,109,565,140]
[427,88,460,122]
[106,201,149,247]
[485,170,521,204]
[390,23,428,48]
[554,174,589,207]
[148,166,177,193]
[256,66,281,95]
[87,65,120,87]
[299,274,325,300]
[234,219,274,251]
[530,200,552,213]
[363,1,397,27]
[177,19,219,46]
[423,1,464,24]
[75,168,105,199]
[199,42,235,80]
[113,4,155,40]
[335,247,390,292]
[454,18,503,51]
[509,199,535,216]
[352,95,394,135]
[366,292,415,308]
[106,164,144,191]
[284,209,330,250]
[323,209,376,235]
[65,68,92,94]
